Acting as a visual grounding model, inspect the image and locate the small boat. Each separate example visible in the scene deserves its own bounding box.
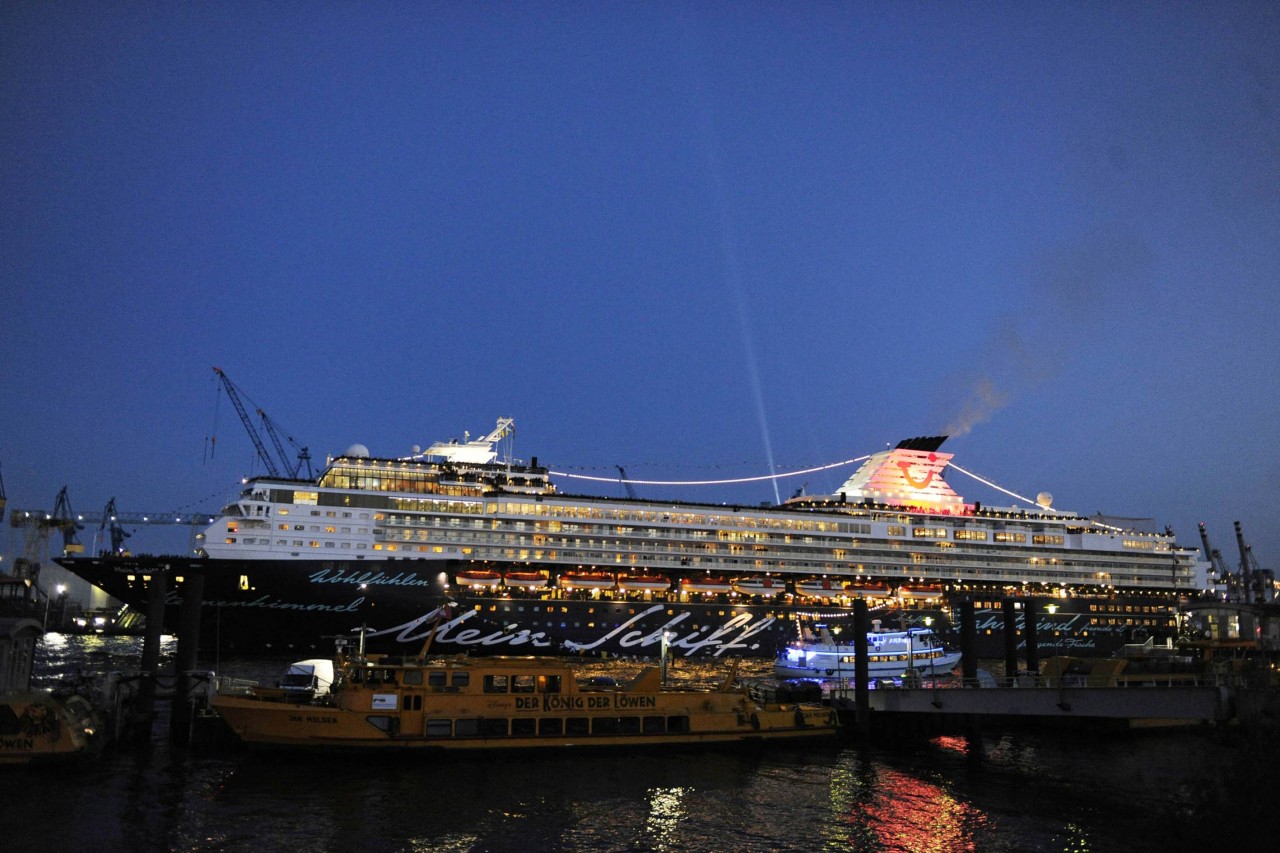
[679,576,733,594]
[559,571,616,590]
[795,578,849,598]
[731,577,782,596]
[1,617,102,765]
[617,574,671,592]
[503,571,549,589]
[898,583,945,601]
[774,625,962,680]
[454,570,503,589]
[212,651,840,751]
[847,582,892,597]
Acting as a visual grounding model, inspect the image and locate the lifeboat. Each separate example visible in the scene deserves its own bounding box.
[455,570,503,588]
[898,583,945,601]
[731,576,782,596]
[559,571,616,590]
[679,576,734,594]
[848,582,892,597]
[617,574,671,592]
[503,571,549,589]
[795,577,852,598]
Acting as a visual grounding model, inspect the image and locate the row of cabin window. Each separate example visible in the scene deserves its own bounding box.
[414,715,690,738]
[353,670,566,694]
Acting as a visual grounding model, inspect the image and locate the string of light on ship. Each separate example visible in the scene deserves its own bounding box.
[546,457,1128,525]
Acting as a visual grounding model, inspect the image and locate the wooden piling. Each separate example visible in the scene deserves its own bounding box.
[853,598,870,734]
[1002,599,1019,680]
[1024,599,1040,675]
[958,600,977,685]
[134,569,168,743]
[169,569,205,745]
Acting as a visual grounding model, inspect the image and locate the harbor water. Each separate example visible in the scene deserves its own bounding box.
[7,634,1271,853]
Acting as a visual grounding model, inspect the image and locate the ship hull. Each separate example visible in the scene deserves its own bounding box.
[57,555,1172,660]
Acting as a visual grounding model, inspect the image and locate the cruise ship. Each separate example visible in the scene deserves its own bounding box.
[58,420,1208,659]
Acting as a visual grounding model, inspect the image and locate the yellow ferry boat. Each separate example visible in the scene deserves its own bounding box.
[212,652,839,751]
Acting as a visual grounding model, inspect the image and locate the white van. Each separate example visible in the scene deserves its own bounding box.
[280,659,335,697]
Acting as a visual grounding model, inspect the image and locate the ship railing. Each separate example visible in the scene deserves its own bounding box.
[211,674,262,696]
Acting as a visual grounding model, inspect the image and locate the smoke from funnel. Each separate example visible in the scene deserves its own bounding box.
[944,376,1010,437]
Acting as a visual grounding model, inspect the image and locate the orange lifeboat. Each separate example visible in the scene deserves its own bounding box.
[848,582,892,597]
[731,576,782,596]
[455,569,503,589]
[617,574,671,592]
[679,576,734,594]
[559,571,616,590]
[898,583,945,601]
[503,571,549,589]
[795,577,850,598]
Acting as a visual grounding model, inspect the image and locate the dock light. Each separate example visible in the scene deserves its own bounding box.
[1046,604,1058,615]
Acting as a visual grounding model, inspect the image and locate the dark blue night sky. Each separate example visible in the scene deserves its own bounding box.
[3,3,1278,568]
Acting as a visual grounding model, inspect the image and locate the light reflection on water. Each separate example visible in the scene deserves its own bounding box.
[8,634,1268,853]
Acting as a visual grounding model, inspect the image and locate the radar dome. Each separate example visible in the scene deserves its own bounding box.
[1036,491,1053,508]
[344,443,370,458]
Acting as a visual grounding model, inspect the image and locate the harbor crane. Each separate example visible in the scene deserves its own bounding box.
[212,367,311,478]
[98,497,130,556]
[1199,523,1236,597]
[10,492,218,559]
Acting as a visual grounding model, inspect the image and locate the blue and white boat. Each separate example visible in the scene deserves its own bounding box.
[774,623,962,680]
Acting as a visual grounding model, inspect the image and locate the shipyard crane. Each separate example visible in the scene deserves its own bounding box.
[1233,521,1270,605]
[1198,523,1237,598]
[10,499,219,558]
[98,497,131,556]
[50,486,84,554]
[212,367,311,478]
[258,408,313,479]
[7,486,83,591]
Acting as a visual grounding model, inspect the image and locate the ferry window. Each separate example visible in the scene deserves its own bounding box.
[403,671,423,686]
[619,717,641,734]
[539,718,563,736]
[484,675,508,693]
[452,672,470,688]
[642,716,666,734]
[455,718,481,737]
[540,675,561,694]
[593,717,619,735]
[511,718,536,736]
[428,672,447,687]
[365,716,395,733]
[512,675,536,693]
[481,718,508,737]
[565,717,589,736]
[667,716,690,733]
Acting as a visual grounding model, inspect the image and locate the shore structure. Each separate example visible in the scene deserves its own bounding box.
[56,422,1217,659]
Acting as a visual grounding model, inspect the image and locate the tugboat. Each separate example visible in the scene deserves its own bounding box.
[213,643,839,752]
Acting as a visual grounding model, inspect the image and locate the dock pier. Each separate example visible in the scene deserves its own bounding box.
[829,677,1233,734]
